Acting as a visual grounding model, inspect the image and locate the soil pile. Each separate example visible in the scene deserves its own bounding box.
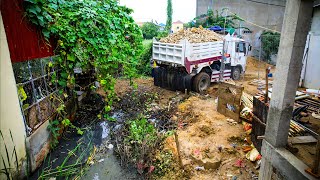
[160,27,223,43]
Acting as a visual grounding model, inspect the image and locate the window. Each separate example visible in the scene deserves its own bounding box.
[177,26,180,29]
[236,42,246,54]
[13,57,62,135]
[243,30,253,34]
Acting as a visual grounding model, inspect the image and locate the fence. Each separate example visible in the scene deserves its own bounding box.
[12,56,62,136]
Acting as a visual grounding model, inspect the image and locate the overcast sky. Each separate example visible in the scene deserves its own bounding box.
[120,0,196,24]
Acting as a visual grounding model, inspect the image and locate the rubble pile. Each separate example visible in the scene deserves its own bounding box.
[160,27,223,43]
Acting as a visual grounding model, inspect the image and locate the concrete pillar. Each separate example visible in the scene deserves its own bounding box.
[259,0,313,179]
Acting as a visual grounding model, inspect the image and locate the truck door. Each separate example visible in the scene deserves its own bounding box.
[234,42,247,72]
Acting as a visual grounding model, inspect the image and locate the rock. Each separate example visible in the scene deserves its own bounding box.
[195,166,205,171]
[171,115,178,121]
[190,155,222,169]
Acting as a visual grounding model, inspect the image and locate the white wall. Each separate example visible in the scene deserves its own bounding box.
[301,7,320,89]
[0,13,27,179]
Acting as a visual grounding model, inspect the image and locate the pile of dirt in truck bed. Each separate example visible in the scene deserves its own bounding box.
[160,27,223,43]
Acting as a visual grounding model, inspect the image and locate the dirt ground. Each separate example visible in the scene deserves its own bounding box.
[110,57,320,179]
[109,57,274,179]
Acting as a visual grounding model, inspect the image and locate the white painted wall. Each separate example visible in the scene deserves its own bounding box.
[0,13,27,179]
[301,7,320,89]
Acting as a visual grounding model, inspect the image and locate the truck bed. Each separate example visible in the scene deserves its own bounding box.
[153,40,223,67]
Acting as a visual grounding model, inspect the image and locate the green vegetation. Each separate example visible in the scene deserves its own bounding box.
[136,40,153,76]
[141,22,160,39]
[261,31,280,62]
[0,130,19,180]
[24,0,143,111]
[186,9,246,30]
[165,0,172,32]
[24,0,143,147]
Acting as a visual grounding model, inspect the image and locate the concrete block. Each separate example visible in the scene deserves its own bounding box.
[26,120,51,171]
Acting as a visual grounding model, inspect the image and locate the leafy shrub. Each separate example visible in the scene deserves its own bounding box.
[141,22,160,39]
[261,31,280,62]
[136,40,153,76]
[24,0,143,119]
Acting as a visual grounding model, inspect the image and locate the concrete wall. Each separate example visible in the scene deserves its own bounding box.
[0,13,27,179]
[196,0,286,55]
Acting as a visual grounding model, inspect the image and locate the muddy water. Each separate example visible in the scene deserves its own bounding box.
[81,112,142,180]
[30,94,142,180]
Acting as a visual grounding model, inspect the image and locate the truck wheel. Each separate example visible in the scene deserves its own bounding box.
[193,72,210,93]
[232,66,241,80]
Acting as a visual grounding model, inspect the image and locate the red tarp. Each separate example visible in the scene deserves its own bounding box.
[1,0,54,63]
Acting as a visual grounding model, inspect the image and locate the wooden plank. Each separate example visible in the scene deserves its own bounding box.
[288,136,317,144]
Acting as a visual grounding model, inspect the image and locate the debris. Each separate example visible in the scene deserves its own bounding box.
[312,111,320,119]
[107,144,114,149]
[227,118,237,125]
[195,166,205,171]
[98,159,104,163]
[234,159,245,168]
[148,166,155,173]
[240,107,253,121]
[246,148,261,162]
[288,136,317,144]
[160,27,223,43]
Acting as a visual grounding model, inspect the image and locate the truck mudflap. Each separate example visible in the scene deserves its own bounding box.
[153,67,192,91]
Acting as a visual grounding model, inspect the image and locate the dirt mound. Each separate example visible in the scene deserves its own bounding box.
[160,27,223,43]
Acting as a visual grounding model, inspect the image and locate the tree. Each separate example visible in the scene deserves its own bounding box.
[141,22,160,39]
[261,31,280,62]
[165,0,172,32]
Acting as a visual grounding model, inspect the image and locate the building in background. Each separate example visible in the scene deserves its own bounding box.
[196,0,286,57]
[172,20,184,33]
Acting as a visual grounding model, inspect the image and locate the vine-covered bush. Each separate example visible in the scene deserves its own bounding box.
[24,0,143,112]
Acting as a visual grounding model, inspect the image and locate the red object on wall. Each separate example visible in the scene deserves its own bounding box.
[1,0,55,63]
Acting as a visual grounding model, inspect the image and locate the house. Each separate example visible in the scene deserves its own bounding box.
[158,23,166,31]
[172,20,184,33]
[136,22,145,27]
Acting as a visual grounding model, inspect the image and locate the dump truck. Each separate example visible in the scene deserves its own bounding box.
[152,34,251,93]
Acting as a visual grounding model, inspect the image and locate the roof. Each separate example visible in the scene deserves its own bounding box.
[173,20,184,24]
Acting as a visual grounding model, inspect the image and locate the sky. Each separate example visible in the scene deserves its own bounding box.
[119,0,196,24]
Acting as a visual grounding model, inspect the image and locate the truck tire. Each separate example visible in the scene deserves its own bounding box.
[193,72,210,93]
[231,66,241,80]
[153,68,161,86]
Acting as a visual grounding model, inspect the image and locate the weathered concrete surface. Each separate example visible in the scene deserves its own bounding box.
[264,0,313,148]
[26,120,51,171]
[259,0,314,179]
[261,140,317,180]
